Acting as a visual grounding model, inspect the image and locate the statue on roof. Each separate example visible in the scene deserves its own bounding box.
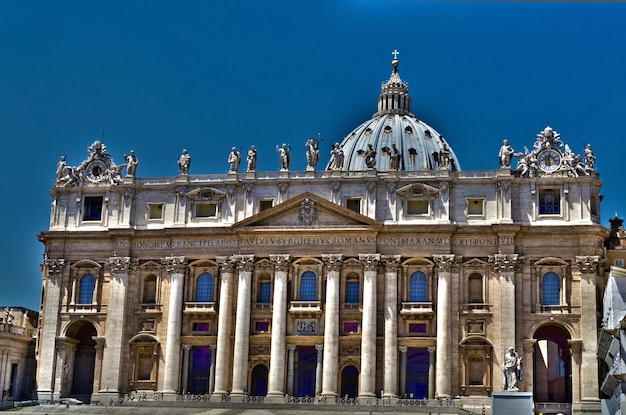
[330,143,344,171]
[305,136,321,171]
[364,144,377,169]
[178,149,191,175]
[439,142,451,169]
[385,143,401,171]
[584,144,596,171]
[125,150,138,177]
[277,143,291,171]
[228,147,241,173]
[247,145,257,171]
[498,139,514,168]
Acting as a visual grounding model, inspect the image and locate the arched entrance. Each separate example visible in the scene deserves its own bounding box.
[406,348,429,399]
[340,365,358,398]
[533,325,572,404]
[250,364,268,396]
[66,321,97,400]
[295,346,316,397]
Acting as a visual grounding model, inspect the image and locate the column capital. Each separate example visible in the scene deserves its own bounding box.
[381,255,402,272]
[235,254,255,272]
[108,256,132,274]
[488,253,522,273]
[433,254,459,272]
[161,256,187,273]
[568,339,583,356]
[398,346,408,353]
[575,255,600,275]
[428,345,437,353]
[210,344,217,351]
[322,254,343,272]
[270,254,291,272]
[287,344,296,351]
[359,253,380,272]
[315,344,324,351]
[522,338,537,355]
[44,257,65,277]
[216,256,237,273]
[182,344,192,351]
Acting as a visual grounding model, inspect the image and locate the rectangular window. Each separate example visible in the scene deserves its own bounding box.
[346,281,359,303]
[148,203,164,220]
[344,322,359,333]
[196,202,217,218]
[258,282,271,303]
[346,198,361,214]
[409,323,427,333]
[255,321,270,332]
[539,189,560,215]
[407,199,429,215]
[467,198,484,216]
[83,196,103,221]
[259,200,273,212]
[192,322,210,332]
[615,259,624,267]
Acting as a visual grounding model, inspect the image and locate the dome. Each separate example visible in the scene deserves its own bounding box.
[326,56,461,172]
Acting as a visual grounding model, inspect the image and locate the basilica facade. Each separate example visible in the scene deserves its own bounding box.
[37,57,605,413]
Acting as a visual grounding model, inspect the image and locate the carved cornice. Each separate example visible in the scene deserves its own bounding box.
[270,254,291,272]
[108,256,131,274]
[488,253,522,273]
[161,256,187,273]
[381,255,401,272]
[575,255,600,275]
[359,254,380,272]
[433,254,459,272]
[322,254,343,272]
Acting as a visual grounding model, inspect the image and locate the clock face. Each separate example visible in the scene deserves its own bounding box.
[85,160,108,181]
[537,149,562,172]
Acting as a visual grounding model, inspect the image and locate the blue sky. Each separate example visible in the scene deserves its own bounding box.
[1,1,625,310]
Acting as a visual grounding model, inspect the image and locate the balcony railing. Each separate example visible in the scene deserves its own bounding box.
[184,302,217,317]
[137,303,163,313]
[66,304,104,313]
[289,301,322,317]
[461,303,492,313]
[400,302,434,318]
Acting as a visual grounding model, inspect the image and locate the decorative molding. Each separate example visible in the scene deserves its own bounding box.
[322,254,343,272]
[161,256,187,273]
[298,197,318,225]
[382,255,401,272]
[359,254,380,272]
[44,257,66,276]
[216,256,236,274]
[108,256,131,274]
[575,255,600,275]
[270,254,291,272]
[488,253,522,273]
[433,254,459,272]
[237,254,255,273]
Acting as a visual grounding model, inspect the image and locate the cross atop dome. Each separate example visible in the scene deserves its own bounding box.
[392,49,400,60]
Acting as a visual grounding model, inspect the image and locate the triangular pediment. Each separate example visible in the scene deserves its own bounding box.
[234,192,381,229]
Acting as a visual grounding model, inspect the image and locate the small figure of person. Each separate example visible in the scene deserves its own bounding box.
[277,143,291,171]
[178,149,191,175]
[227,147,241,173]
[247,145,257,171]
[56,156,67,183]
[330,143,344,170]
[305,137,320,170]
[499,139,514,168]
[126,150,138,176]
[389,143,401,170]
[502,346,522,391]
[364,144,376,169]
[584,144,596,171]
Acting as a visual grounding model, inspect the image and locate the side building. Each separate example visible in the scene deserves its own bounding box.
[0,307,38,402]
[37,57,606,414]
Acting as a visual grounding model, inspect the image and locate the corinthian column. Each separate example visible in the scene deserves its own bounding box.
[212,256,236,398]
[382,255,401,398]
[162,256,187,395]
[359,253,380,399]
[267,254,291,400]
[489,253,521,391]
[37,258,65,400]
[231,255,255,397]
[575,256,601,401]
[100,256,131,399]
[433,254,458,397]
[321,254,342,398]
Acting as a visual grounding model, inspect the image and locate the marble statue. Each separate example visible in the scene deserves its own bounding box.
[247,146,257,171]
[56,156,67,183]
[364,144,376,169]
[388,143,401,170]
[502,347,522,391]
[125,150,138,176]
[228,147,241,173]
[499,139,514,168]
[330,143,344,170]
[584,144,596,171]
[305,137,320,170]
[439,142,451,169]
[277,143,291,171]
[178,149,191,175]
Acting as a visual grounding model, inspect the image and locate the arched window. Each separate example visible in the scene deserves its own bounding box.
[196,272,214,302]
[468,273,484,303]
[300,271,317,301]
[78,274,95,304]
[542,272,560,305]
[409,271,427,302]
[142,275,157,304]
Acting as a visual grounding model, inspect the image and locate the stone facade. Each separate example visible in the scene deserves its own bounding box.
[0,307,37,402]
[37,58,606,413]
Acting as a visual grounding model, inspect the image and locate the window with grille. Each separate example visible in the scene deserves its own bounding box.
[78,274,95,304]
[300,271,317,301]
[409,271,427,302]
[196,273,214,302]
